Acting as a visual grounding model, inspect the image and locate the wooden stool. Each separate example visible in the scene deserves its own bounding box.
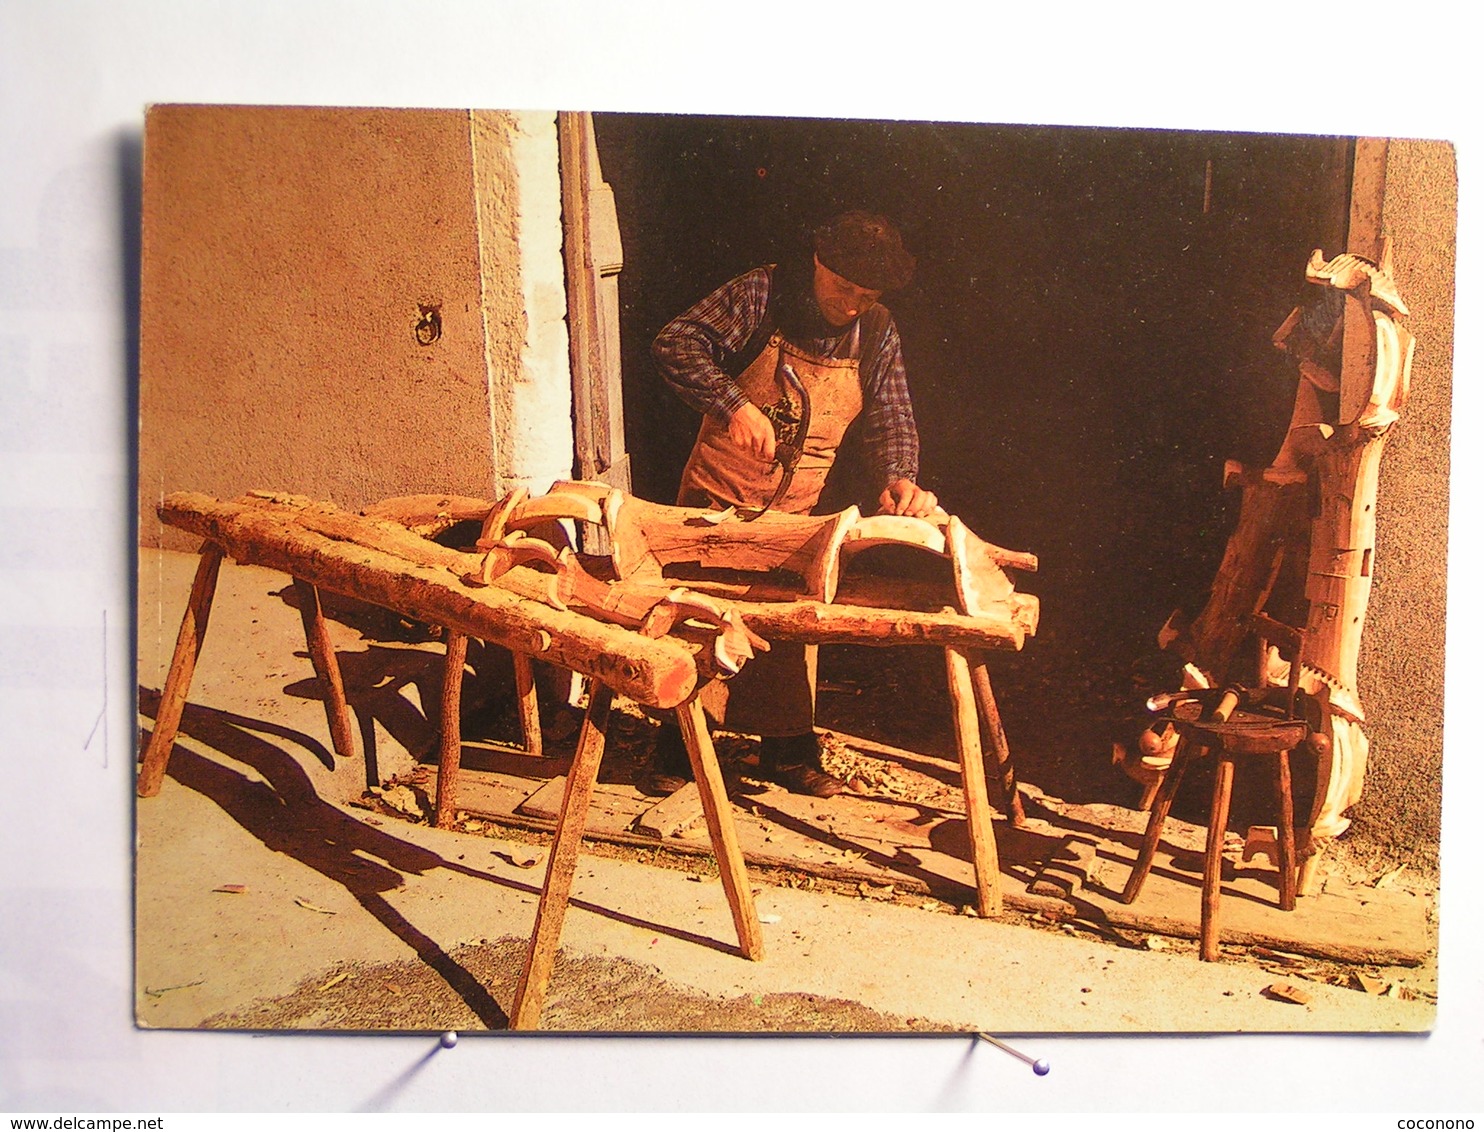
[1121,615,1310,961]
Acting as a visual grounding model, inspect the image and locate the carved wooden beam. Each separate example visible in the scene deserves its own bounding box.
[158,491,701,708]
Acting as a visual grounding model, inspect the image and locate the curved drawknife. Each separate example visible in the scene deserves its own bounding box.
[741,361,810,522]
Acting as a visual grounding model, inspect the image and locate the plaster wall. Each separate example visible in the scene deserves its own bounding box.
[1351,139,1456,859]
[472,111,575,497]
[139,106,573,550]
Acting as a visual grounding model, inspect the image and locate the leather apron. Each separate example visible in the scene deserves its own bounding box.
[677,328,865,736]
[678,328,865,514]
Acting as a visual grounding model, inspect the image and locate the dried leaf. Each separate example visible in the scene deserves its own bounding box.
[213,883,247,894]
[759,913,782,924]
[294,897,337,915]
[317,971,350,992]
[1349,971,1385,995]
[1373,864,1406,889]
[380,784,425,819]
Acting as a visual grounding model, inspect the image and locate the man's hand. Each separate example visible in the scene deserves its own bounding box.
[878,478,940,518]
[727,401,777,463]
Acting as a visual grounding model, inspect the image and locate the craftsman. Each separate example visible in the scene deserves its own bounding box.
[647,210,937,797]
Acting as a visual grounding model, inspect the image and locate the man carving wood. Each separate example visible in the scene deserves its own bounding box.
[648,211,937,796]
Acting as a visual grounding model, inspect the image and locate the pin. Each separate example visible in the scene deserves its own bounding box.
[440,1031,459,1049]
[977,1032,1049,1075]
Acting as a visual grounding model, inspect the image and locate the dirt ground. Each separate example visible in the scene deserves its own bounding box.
[134,548,1439,1036]
[202,937,937,1033]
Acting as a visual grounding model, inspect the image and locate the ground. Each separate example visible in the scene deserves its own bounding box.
[135,548,1439,1035]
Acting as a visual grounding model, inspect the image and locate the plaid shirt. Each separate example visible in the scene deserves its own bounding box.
[652,266,921,490]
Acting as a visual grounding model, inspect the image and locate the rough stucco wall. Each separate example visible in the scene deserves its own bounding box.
[139,106,499,549]
[1350,139,1456,862]
[471,111,574,496]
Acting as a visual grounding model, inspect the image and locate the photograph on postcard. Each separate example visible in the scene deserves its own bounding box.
[134,105,1452,1033]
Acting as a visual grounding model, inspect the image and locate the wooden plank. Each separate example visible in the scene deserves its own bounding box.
[633,781,706,839]
[137,542,224,797]
[944,646,1002,918]
[291,578,356,762]
[510,683,614,1030]
[559,109,630,561]
[677,696,764,960]
[1347,137,1389,262]
[516,774,569,822]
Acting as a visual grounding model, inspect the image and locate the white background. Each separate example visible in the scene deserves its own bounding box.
[1,0,1479,1114]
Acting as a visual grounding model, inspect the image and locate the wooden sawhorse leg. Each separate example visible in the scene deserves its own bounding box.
[509,686,764,1030]
[513,652,542,758]
[945,646,1003,918]
[434,630,471,829]
[137,542,225,797]
[510,682,615,1030]
[291,577,356,762]
[676,696,764,961]
[968,650,1025,827]
[435,641,545,829]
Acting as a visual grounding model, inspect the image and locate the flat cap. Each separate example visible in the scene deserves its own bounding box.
[813,211,915,292]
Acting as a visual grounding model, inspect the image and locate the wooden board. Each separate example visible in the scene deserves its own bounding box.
[633,782,706,839]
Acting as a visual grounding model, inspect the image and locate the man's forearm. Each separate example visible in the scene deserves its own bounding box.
[652,267,771,421]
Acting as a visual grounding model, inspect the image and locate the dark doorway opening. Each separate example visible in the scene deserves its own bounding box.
[595,113,1351,805]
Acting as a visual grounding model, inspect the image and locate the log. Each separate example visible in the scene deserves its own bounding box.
[1170,467,1309,685]
[158,492,699,709]
[723,595,1031,651]
[360,494,496,538]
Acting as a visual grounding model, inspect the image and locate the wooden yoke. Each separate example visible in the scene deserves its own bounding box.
[511,480,1039,628]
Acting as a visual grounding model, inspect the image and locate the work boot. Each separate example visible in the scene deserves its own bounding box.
[759,732,846,798]
[639,722,692,797]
